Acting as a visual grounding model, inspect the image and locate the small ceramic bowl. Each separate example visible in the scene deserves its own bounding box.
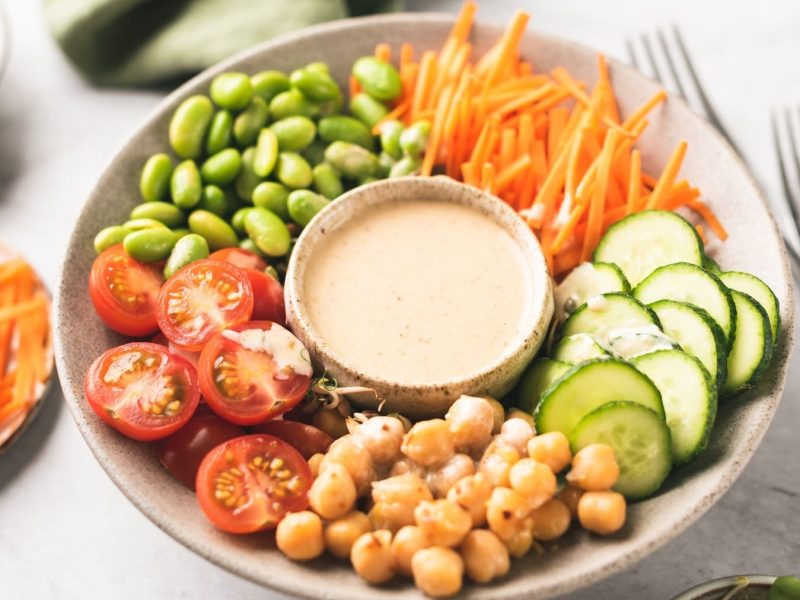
[672,575,776,600]
[284,176,554,417]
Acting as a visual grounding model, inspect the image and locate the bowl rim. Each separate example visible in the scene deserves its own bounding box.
[53,11,796,600]
[671,574,777,600]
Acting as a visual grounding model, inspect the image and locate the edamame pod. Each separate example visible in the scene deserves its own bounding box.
[253,129,279,177]
[378,152,397,177]
[233,97,269,146]
[251,70,290,102]
[94,226,131,254]
[275,152,313,189]
[205,110,234,155]
[287,190,330,227]
[379,120,404,159]
[349,93,389,129]
[352,56,402,101]
[210,72,253,111]
[139,153,174,202]
[239,238,267,257]
[198,185,228,216]
[289,68,341,102]
[389,156,421,178]
[169,95,213,159]
[130,201,186,228]
[171,160,202,209]
[312,163,343,199]
[399,121,431,157]
[270,116,316,152]
[171,228,191,239]
[324,141,380,180]
[269,89,315,120]
[244,207,292,257]
[318,115,375,150]
[188,210,239,251]
[305,62,329,75]
[252,181,290,220]
[231,207,255,235]
[200,148,242,185]
[123,228,177,263]
[164,233,210,278]
[123,218,169,231]
[235,147,262,201]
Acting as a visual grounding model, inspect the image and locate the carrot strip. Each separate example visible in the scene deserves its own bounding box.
[481,162,496,193]
[498,127,516,171]
[597,54,620,123]
[374,43,391,63]
[626,150,642,214]
[486,11,530,87]
[581,130,618,262]
[411,51,437,121]
[622,90,667,130]
[400,43,414,69]
[496,154,532,193]
[547,107,569,164]
[0,296,47,324]
[646,141,688,209]
[421,84,454,176]
[0,260,28,286]
[489,84,555,119]
[372,100,411,134]
[688,199,729,240]
[349,75,360,99]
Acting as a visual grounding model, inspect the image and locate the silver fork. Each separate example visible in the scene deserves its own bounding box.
[770,109,800,264]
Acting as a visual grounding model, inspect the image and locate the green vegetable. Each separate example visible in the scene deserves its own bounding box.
[302,139,328,166]
[171,160,203,209]
[94,226,131,254]
[389,156,421,178]
[378,152,397,177]
[139,153,174,202]
[205,110,234,155]
[198,185,228,216]
[270,116,317,152]
[253,128,279,177]
[379,120,404,159]
[169,95,213,159]
[312,163,344,199]
[244,207,292,257]
[239,237,266,257]
[287,190,330,227]
[130,202,186,228]
[200,148,242,186]
[122,218,169,231]
[251,70,290,102]
[769,576,800,600]
[231,207,255,235]
[305,62,329,75]
[252,182,290,220]
[349,92,389,129]
[235,147,262,201]
[399,120,431,157]
[188,210,239,251]
[318,115,375,150]
[164,233,210,278]
[172,228,190,239]
[233,97,269,146]
[289,67,341,102]
[275,152,313,189]
[123,228,177,263]
[352,56,402,101]
[269,89,315,120]
[210,72,253,111]
[324,141,380,180]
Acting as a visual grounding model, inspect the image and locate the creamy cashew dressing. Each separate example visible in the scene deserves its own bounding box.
[303,199,534,384]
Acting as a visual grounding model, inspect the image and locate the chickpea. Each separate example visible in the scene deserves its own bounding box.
[505,516,535,558]
[527,431,572,474]
[391,525,430,576]
[557,484,585,520]
[445,395,494,450]
[447,473,493,527]
[401,419,455,466]
[312,406,349,439]
[566,444,620,491]
[499,417,535,455]
[414,499,472,548]
[532,498,571,541]
[389,456,427,478]
[352,416,405,464]
[509,458,557,511]
[307,452,324,477]
[276,511,324,561]
[412,547,464,598]
[578,491,627,535]
[478,441,520,487]
[478,395,506,434]
[351,530,396,584]
[486,486,530,542]
[309,463,357,520]
[460,529,510,584]
[324,510,372,559]
[320,435,375,496]
[505,407,536,428]
[427,454,475,498]
[370,473,433,532]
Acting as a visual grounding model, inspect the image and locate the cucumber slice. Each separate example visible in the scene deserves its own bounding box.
[593,210,704,286]
[512,358,572,413]
[608,328,678,360]
[633,262,737,346]
[570,401,672,500]
[649,300,728,390]
[631,350,717,464]
[719,271,780,345]
[554,262,630,320]
[560,292,661,345]
[535,359,664,436]
[724,290,773,395]
[552,333,611,364]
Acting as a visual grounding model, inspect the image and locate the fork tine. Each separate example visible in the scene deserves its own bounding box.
[625,39,640,70]
[640,34,665,85]
[656,29,689,101]
[770,109,800,264]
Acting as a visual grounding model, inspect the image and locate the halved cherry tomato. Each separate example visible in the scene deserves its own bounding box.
[156,259,254,351]
[246,268,286,325]
[84,342,200,441]
[198,321,312,426]
[196,434,311,533]
[89,244,163,337]
[250,420,333,459]
[159,413,245,488]
[209,248,267,271]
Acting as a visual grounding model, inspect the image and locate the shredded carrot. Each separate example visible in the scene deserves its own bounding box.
[400,43,414,69]
[374,43,391,63]
[646,141,688,209]
[688,199,729,240]
[348,75,360,100]
[496,154,531,194]
[626,150,642,214]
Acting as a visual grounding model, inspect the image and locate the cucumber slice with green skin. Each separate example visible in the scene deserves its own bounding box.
[593,210,704,286]
[512,358,572,413]
[702,254,722,276]
[560,292,661,345]
[631,350,717,465]
[724,290,773,396]
[552,333,611,364]
[607,328,678,360]
[570,401,673,500]
[649,300,728,390]
[719,271,780,345]
[554,262,630,320]
[633,262,736,347]
[535,359,664,437]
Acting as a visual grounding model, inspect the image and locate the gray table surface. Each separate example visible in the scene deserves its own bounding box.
[0,1,797,598]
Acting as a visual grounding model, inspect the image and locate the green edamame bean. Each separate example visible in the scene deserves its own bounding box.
[389,156,421,178]
[205,110,234,155]
[270,116,316,152]
[198,185,228,216]
[287,190,330,227]
[251,70,290,103]
[200,148,242,186]
[379,120,404,159]
[769,576,800,600]
[123,218,169,231]
[171,160,202,209]
[269,89,314,121]
[94,226,131,254]
[378,152,397,177]
[275,152,313,189]
[312,163,343,199]
[239,237,267,258]
[324,141,380,180]
[289,68,341,102]
[350,92,389,129]
[400,120,431,157]
[210,72,253,111]
[169,95,213,159]
[130,201,186,228]
[305,62,330,75]
[244,207,291,257]
[302,139,328,166]
[123,228,177,263]
[352,56,402,101]
[318,115,375,150]
[188,210,239,251]
[235,147,262,201]
[231,207,255,235]
[172,228,190,239]
[139,153,174,202]
[252,182,290,220]
[164,234,210,279]
[265,265,280,280]
[253,129,279,177]
[315,92,343,118]
[233,97,269,146]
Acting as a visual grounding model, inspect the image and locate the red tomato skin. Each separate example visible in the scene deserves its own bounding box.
[89,244,163,337]
[84,342,201,441]
[196,434,312,533]
[209,248,268,271]
[245,268,286,325]
[159,414,245,488]
[250,420,333,459]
